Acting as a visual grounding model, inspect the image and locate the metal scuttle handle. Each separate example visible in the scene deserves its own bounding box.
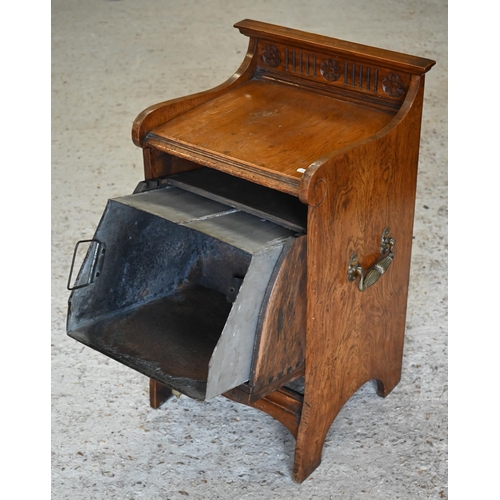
[67,239,106,291]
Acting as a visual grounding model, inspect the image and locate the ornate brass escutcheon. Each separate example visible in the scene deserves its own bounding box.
[347,228,395,291]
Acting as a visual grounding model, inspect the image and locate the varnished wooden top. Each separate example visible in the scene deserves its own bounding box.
[135,20,435,195]
[144,79,394,195]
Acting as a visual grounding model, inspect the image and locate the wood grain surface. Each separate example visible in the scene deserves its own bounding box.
[132,20,435,483]
[292,75,427,482]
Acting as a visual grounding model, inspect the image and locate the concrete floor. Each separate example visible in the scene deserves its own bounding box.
[51,1,447,498]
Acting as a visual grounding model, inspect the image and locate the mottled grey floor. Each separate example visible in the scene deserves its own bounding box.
[51,1,447,498]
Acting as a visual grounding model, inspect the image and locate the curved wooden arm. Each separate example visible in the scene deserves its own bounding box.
[131,37,258,147]
[298,75,423,206]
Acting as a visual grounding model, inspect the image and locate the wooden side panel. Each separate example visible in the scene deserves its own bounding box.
[249,236,307,401]
[292,76,426,482]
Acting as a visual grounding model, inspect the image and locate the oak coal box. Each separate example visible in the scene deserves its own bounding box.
[67,20,435,482]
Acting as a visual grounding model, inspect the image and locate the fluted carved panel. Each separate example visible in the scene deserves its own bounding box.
[257,41,409,101]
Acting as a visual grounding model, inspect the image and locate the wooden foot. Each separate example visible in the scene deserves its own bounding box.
[375,369,402,398]
[149,378,173,408]
[291,401,325,483]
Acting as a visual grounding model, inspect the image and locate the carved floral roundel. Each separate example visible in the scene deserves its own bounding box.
[262,45,282,68]
[382,73,405,98]
[320,59,341,82]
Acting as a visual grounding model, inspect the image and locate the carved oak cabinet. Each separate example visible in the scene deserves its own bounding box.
[67,20,435,482]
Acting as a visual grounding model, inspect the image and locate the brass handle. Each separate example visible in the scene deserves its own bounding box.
[347,228,395,291]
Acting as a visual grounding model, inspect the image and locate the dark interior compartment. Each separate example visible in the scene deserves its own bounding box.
[134,167,308,232]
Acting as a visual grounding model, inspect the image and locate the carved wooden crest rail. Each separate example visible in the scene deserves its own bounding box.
[67,20,435,482]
